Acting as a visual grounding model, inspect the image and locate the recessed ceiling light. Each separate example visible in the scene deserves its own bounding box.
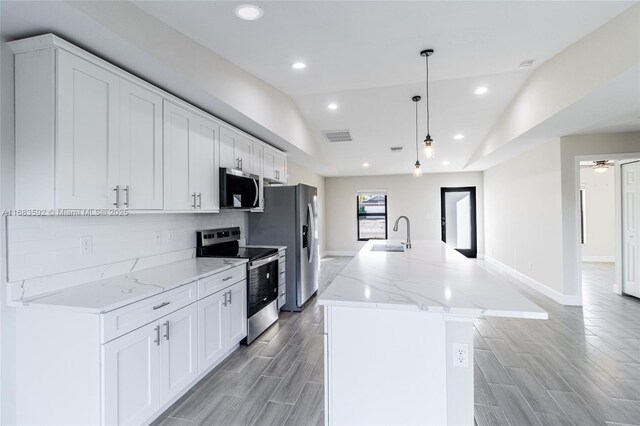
[327,103,338,110]
[453,134,464,140]
[291,62,306,70]
[362,162,369,168]
[474,86,488,95]
[234,4,264,21]
[442,161,450,166]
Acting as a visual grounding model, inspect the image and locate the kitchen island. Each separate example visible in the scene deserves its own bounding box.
[318,240,547,426]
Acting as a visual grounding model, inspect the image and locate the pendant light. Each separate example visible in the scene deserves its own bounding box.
[420,49,435,159]
[412,96,422,177]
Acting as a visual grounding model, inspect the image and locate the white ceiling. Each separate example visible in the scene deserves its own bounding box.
[133,0,637,176]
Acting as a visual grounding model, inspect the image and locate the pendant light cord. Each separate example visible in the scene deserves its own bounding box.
[415,100,419,160]
[425,54,430,135]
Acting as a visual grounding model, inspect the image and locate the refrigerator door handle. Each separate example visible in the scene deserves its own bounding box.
[307,202,315,265]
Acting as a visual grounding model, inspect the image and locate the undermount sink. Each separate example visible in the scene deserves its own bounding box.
[370,243,405,252]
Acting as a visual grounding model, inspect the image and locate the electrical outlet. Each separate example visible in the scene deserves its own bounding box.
[80,236,92,255]
[166,229,175,244]
[452,343,469,368]
[154,230,162,245]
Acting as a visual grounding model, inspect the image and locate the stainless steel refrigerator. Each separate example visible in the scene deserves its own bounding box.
[248,184,319,311]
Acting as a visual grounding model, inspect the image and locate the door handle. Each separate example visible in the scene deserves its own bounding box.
[123,186,129,208]
[223,291,228,307]
[228,289,232,304]
[154,325,160,346]
[192,193,196,209]
[113,185,120,208]
[197,193,202,209]
[163,320,170,341]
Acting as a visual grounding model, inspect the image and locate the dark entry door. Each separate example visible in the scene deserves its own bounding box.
[440,187,477,258]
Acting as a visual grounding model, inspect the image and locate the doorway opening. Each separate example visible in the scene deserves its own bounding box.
[576,155,640,304]
[440,187,477,258]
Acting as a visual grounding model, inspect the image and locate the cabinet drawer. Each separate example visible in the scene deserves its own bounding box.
[279,272,286,286]
[278,293,286,309]
[102,282,197,343]
[278,283,286,298]
[198,265,246,299]
[278,261,286,274]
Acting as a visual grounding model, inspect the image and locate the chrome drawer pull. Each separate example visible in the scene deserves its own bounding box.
[222,276,233,281]
[153,301,171,310]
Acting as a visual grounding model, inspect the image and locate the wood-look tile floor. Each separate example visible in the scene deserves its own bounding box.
[153,260,640,426]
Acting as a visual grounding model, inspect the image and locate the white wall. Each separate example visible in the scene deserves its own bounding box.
[483,140,564,298]
[325,172,484,254]
[286,161,326,255]
[580,167,616,261]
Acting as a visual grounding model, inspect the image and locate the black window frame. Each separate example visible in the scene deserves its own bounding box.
[356,193,388,241]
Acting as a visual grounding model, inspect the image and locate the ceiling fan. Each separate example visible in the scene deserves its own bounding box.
[579,160,614,173]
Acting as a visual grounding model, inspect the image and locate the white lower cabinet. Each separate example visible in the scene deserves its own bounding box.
[104,303,198,425]
[103,322,161,426]
[198,280,247,374]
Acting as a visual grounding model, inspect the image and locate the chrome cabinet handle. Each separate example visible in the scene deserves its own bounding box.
[228,289,232,304]
[223,291,228,307]
[123,185,129,208]
[197,193,202,209]
[192,193,196,209]
[153,301,170,310]
[222,276,233,282]
[163,320,170,341]
[113,185,120,207]
[239,157,243,171]
[154,325,160,346]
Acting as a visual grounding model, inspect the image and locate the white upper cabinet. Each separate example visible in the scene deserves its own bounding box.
[164,101,219,212]
[56,50,120,209]
[11,35,286,213]
[119,80,163,210]
[263,146,288,184]
[220,126,253,174]
[163,101,194,211]
[190,116,219,211]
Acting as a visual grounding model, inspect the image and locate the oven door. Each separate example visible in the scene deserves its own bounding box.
[247,254,279,317]
[219,168,260,209]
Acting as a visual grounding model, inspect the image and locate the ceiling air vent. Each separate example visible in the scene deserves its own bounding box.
[322,130,352,143]
[390,146,404,153]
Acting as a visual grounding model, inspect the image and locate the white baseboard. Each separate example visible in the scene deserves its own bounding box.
[323,251,357,257]
[484,256,581,306]
[582,256,615,263]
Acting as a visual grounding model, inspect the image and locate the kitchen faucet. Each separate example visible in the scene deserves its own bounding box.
[393,216,411,249]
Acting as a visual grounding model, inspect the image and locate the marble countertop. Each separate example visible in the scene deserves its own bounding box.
[318,240,547,319]
[15,257,247,314]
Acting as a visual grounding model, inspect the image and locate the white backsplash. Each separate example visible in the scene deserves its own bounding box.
[7,212,247,300]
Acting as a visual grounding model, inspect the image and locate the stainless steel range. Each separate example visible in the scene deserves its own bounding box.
[196,227,279,344]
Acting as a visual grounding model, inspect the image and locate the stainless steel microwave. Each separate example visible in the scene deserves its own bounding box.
[219,168,260,209]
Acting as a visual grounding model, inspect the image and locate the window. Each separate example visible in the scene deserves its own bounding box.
[357,192,388,241]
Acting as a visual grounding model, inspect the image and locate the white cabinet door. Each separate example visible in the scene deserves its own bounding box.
[103,322,160,426]
[220,126,252,173]
[263,146,276,181]
[159,303,198,404]
[119,81,163,210]
[163,101,194,210]
[56,50,119,209]
[190,116,219,211]
[227,281,248,346]
[198,290,226,374]
[623,161,640,298]
[274,151,287,183]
